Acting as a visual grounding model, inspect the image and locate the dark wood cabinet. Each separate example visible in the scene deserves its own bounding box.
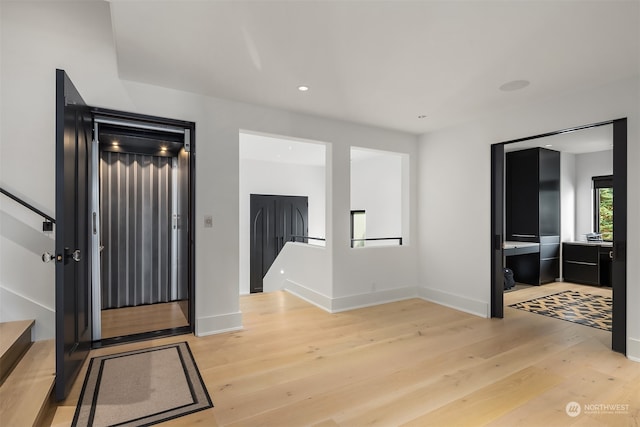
[506,148,560,285]
[563,242,612,286]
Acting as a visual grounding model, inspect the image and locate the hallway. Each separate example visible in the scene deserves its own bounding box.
[48,289,638,426]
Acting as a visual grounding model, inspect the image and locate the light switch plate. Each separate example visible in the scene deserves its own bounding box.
[204,215,213,228]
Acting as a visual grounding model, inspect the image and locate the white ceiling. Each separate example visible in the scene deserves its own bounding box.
[109,1,639,135]
[239,132,326,166]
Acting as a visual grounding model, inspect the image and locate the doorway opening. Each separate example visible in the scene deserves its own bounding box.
[239,131,327,295]
[92,115,195,343]
[491,119,627,355]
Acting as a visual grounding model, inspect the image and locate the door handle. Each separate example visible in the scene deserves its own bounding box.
[60,247,81,263]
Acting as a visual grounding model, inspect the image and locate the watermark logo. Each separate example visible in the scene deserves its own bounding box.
[566,401,581,417]
[565,401,630,417]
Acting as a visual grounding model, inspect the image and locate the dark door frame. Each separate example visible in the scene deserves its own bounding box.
[491,119,627,355]
[90,107,197,345]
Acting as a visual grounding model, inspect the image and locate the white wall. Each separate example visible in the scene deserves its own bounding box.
[239,158,326,294]
[351,149,403,245]
[0,1,419,338]
[418,76,640,360]
[263,242,331,309]
[574,150,613,240]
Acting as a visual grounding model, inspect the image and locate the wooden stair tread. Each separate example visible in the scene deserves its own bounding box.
[0,320,34,358]
[0,320,35,384]
[0,339,55,427]
[50,406,76,427]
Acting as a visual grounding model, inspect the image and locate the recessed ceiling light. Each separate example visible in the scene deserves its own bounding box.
[418,115,427,119]
[545,144,553,147]
[499,80,530,92]
[298,85,309,92]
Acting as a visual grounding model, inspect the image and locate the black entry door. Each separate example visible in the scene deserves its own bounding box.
[55,69,92,400]
[250,195,308,293]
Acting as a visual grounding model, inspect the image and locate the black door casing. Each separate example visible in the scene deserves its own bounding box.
[250,195,308,293]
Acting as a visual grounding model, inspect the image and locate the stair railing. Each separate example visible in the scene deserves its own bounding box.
[1,187,56,262]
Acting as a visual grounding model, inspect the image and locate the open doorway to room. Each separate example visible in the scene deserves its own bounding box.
[239,132,326,295]
[491,119,627,355]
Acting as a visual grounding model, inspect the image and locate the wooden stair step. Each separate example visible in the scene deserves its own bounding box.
[49,406,76,427]
[0,319,35,384]
[0,339,55,427]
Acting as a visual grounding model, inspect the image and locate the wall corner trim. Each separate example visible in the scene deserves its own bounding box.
[418,287,489,318]
[195,311,243,337]
[627,338,640,363]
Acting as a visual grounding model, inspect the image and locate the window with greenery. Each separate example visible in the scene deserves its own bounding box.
[593,175,613,241]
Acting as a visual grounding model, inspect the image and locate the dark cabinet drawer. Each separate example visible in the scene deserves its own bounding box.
[563,243,598,263]
[563,261,599,285]
[540,243,559,260]
[540,258,559,284]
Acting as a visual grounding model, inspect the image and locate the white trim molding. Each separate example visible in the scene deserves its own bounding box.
[196,311,243,337]
[627,338,640,362]
[417,287,489,318]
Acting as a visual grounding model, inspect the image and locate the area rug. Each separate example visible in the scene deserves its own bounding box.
[72,342,212,427]
[509,290,612,331]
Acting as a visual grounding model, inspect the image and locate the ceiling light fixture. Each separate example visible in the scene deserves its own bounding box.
[545,144,553,147]
[499,80,530,92]
[297,85,309,92]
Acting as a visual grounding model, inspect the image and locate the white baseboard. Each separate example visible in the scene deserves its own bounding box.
[417,287,489,318]
[196,311,243,337]
[627,338,640,362]
[330,286,418,313]
[0,286,55,341]
[283,280,332,312]
[284,281,418,313]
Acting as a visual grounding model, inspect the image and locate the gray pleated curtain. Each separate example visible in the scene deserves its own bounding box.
[100,151,173,309]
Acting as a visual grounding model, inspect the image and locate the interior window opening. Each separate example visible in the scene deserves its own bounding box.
[350,147,408,248]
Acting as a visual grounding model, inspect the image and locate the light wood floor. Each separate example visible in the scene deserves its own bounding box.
[48,283,639,426]
[101,301,189,339]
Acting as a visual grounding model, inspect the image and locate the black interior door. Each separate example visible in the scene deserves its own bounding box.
[250,195,308,293]
[55,69,92,400]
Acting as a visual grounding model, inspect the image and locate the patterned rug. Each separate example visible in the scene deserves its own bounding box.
[509,290,612,331]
